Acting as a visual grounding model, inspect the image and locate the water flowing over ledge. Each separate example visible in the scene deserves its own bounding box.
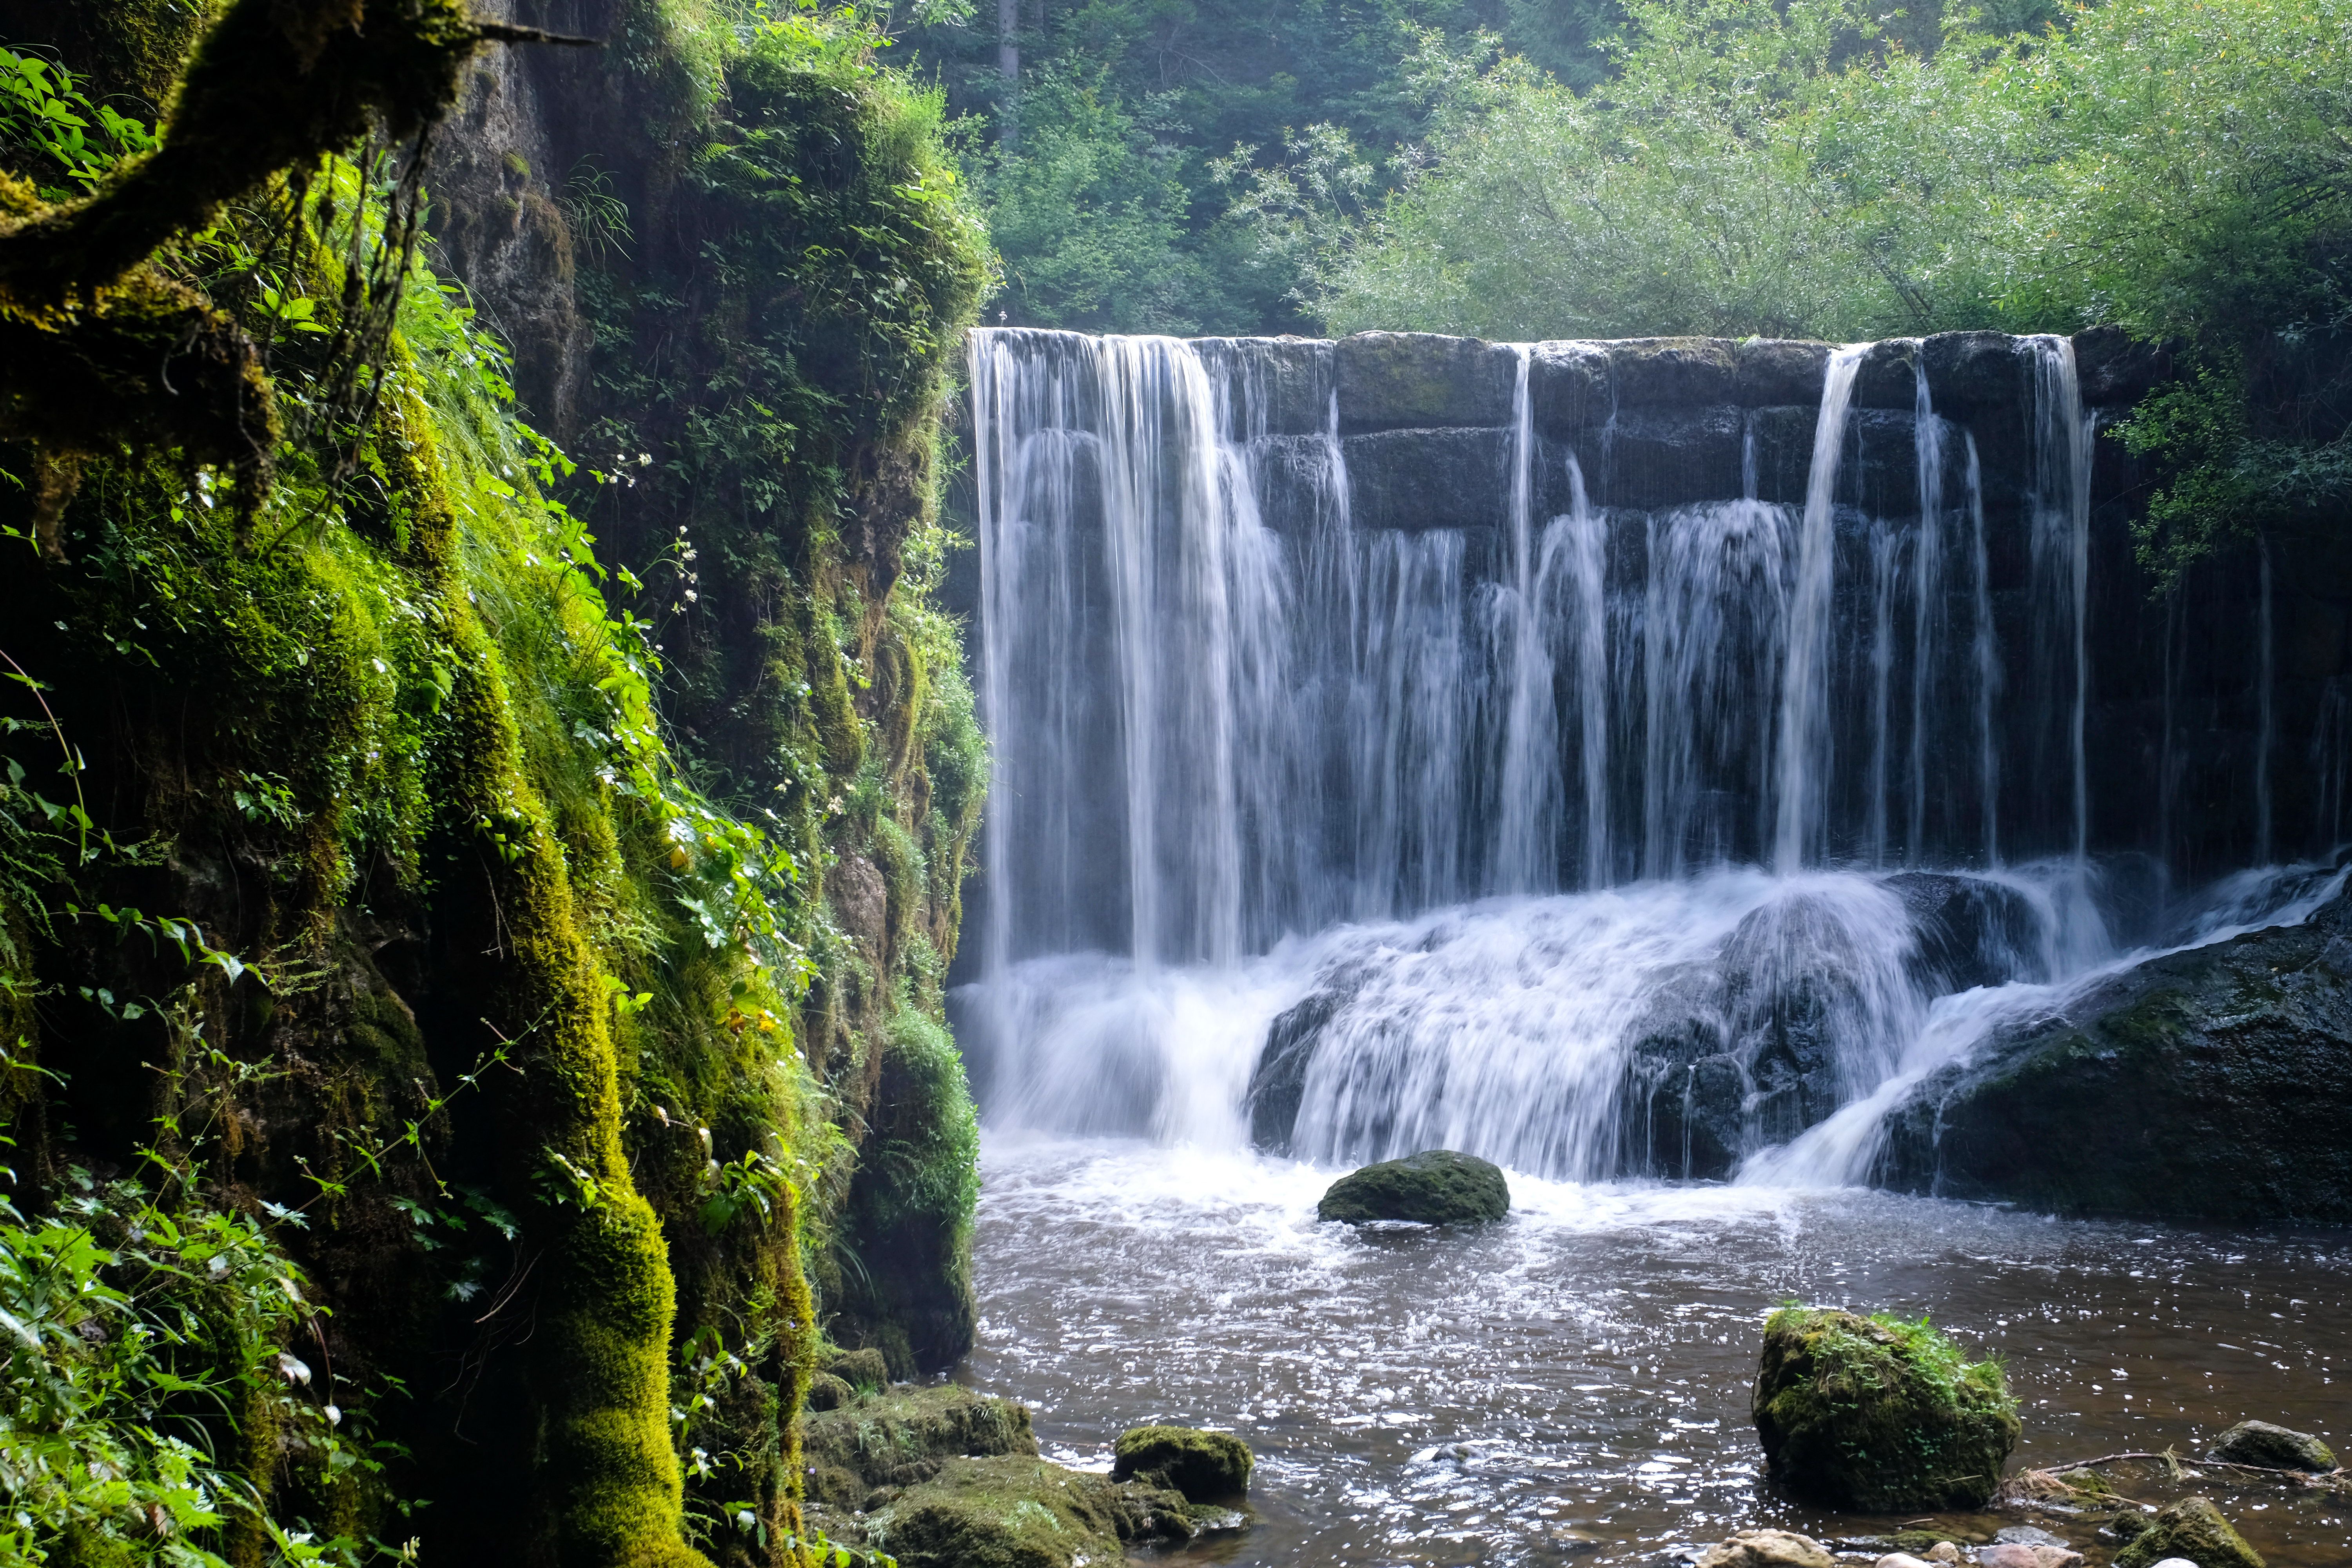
[958,327,2333,1186]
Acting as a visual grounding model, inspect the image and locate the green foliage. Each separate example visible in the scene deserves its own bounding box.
[887,0,1577,332]
[977,69,1205,331]
[0,45,157,198]
[1257,0,2352,345]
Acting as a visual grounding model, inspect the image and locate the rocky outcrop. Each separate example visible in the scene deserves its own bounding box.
[1752,1306,2020,1512]
[1876,886,2352,1222]
[1317,1149,1510,1224]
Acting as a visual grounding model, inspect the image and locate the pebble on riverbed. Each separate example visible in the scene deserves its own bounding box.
[1691,1528,1834,1568]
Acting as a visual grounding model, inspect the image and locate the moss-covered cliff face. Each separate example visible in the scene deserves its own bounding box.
[427,0,993,1377]
[0,1,988,1564]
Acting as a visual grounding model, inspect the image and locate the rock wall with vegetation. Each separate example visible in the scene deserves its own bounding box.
[0,1,989,1565]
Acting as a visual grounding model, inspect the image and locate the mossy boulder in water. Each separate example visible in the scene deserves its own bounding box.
[2208,1418,2336,1471]
[1111,1425,1253,1499]
[2113,1495,2265,1568]
[1752,1306,2020,1510]
[1317,1149,1510,1225]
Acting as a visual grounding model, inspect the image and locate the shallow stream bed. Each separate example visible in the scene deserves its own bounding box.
[962,1137,2350,1566]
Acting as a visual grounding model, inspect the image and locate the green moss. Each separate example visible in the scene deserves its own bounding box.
[2114,1495,2265,1568]
[1753,1306,2020,1512]
[867,1456,1125,1568]
[1110,1426,1254,1501]
[1316,1149,1510,1225]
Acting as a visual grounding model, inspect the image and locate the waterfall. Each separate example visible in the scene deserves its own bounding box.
[1910,356,1944,864]
[1495,346,1560,892]
[1967,432,2000,865]
[2027,335,2094,862]
[964,327,2319,1180]
[1772,345,1866,875]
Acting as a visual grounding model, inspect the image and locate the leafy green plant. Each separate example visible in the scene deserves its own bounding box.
[0,45,158,198]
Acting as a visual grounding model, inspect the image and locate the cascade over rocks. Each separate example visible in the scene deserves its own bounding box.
[965,320,2352,1221]
[1318,1150,1511,1224]
[1877,880,2352,1222]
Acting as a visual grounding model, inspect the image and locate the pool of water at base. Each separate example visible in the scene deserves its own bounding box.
[958,1137,2351,1567]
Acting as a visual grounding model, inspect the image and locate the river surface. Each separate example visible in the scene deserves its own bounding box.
[963,1138,2351,1566]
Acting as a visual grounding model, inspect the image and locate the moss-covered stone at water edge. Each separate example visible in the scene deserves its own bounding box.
[1751,1306,2020,1511]
[2113,1495,2265,1568]
[1317,1149,1510,1225]
[2208,1419,2337,1471]
[1111,1425,1253,1499]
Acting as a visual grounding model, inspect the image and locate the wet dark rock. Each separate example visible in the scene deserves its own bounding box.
[2208,1418,2337,1471]
[1883,872,2049,993]
[1616,964,1741,1178]
[1343,427,1512,531]
[1250,435,1346,537]
[1247,987,1347,1152]
[1920,331,2032,419]
[1598,406,1747,509]
[1752,1306,2020,1511]
[1111,1424,1254,1499]
[1530,339,1610,434]
[1877,887,2352,1221]
[1746,404,1822,503]
[1733,339,1832,408]
[1203,335,1331,436]
[2072,325,2174,408]
[1335,331,1519,432]
[2112,1495,2265,1568]
[1852,338,1923,411]
[1604,337,1739,408]
[1318,1148,1510,1225]
[1693,1529,1835,1568]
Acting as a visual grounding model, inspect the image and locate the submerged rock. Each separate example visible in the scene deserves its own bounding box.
[1111,1425,1253,1499]
[2113,1495,2266,1568]
[1694,1528,1835,1568]
[1751,1305,2020,1511]
[1317,1149,1510,1224]
[2208,1418,2337,1471]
